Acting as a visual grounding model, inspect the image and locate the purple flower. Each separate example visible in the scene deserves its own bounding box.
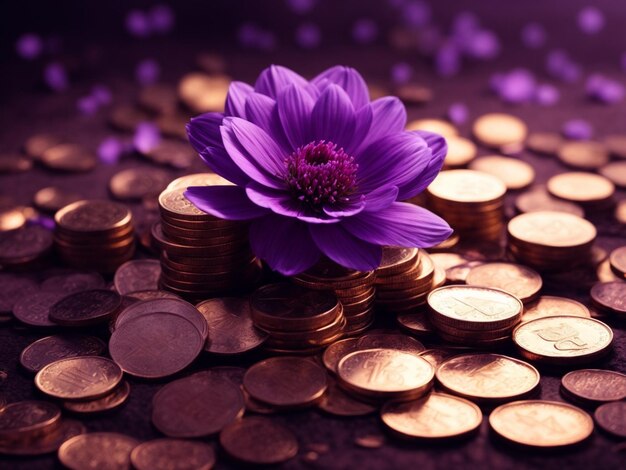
[562,119,593,140]
[295,23,321,49]
[44,62,68,92]
[98,137,126,165]
[16,33,42,60]
[91,84,112,106]
[185,65,452,275]
[402,1,431,28]
[578,7,605,35]
[535,84,559,106]
[352,18,378,45]
[135,59,160,85]
[521,22,546,49]
[497,68,537,104]
[77,95,99,116]
[134,122,161,153]
[546,49,581,83]
[447,103,468,125]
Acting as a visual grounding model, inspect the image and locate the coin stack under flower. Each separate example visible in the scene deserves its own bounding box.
[54,200,135,272]
[507,211,597,271]
[250,283,345,354]
[426,169,506,241]
[292,260,375,335]
[155,174,260,302]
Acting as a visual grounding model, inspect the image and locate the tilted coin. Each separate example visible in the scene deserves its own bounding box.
[513,316,613,364]
[465,262,542,303]
[396,311,435,336]
[381,392,482,440]
[179,72,230,113]
[109,167,171,201]
[33,186,83,214]
[444,136,477,167]
[590,281,626,315]
[594,402,626,438]
[63,381,131,414]
[152,372,244,437]
[55,200,132,234]
[130,439,216,470]
[609,246,626,278]
[547,172,614,205]
[436,353,540,402]
[489,400,593,447]
[219,417,298,465]
[322,337,360,374]
[58,432,140,470]
[473,113,528,148]
[12,292,63,327]
[113,259,161,295]
[356,333,425,355]
[469,156,535,190]
[515,186,584,217]
[197,298,267,354]
[522,296,590,323]
[49,289,122,326]
[507,211,596,248]
[317,377,377,417]
[354,434,386,448]
[0,419,85,456]
[617,200,626,224]
[561,369,626,404]
[427,169,506,204]
[526,131,563,155]
[24,133,65,159]
[0,401,61,440]
[557,141,609,170]
[598,161,626,188]
[110,312,203,378]
[596,259,623,283]
[36,356,123,400]
[40,143,97,172]
[406,119,458,137]
[0,224,53,264]
[41,271,105,294]
[20,335,106,373]
[244,357,328,408]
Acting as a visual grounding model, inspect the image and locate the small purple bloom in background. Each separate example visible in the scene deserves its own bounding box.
[451,11,479,37]
[238,23,258,48]
[126,9,152,38]
[133,122,161,153]
[447,103,468,125]
[416,26,443,55]
[390,62,412,85]
[98,137,126,165]
[535,84,559,106]
[44,62,68,92]
[464,30,500,60]
[562,119,593,140]
[29,215,55,231]
[16,33,42,60]
[257,31,277,52]
[578,6,605,35]
[286,0,316,14]
[135,59,160,85]
[498,68,536,104]
[403,1,432,28]
[521,22,546,49]
[586,74,624,104]
[149,4,175,34]
[436,43,461,77]
[489,72,505,94]
[352,18,378,45]
[91,84,112,106]
[546,49,581,82]
[185,65,451,274]
[295,23,321,49]
[77,95,99,116]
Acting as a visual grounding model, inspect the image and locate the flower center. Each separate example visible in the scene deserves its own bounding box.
[285,141,358,211]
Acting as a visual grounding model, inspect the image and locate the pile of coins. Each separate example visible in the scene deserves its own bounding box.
[54,200,135,272]
[426,170,506,241]
[292,260,376,335]
[155,174,260,301]
[250,283,345,354]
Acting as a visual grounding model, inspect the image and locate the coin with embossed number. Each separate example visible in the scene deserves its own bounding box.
[594,402,626,438]
[561,369,626,404]
[466,262,542,303]
[489,400,593,447]
[0,401,61,440]
[436,353,540,403]
[381,392,482,440]
[0,419,85,456]
[521,296,590,323]
[63,381,131,414]
[35,356,123,400]
[114,259,161,295]
[131,439,216,470]
[590,281,626,315]
[20,335,106,373]
[49,289,121,326]
[58,432,140,470]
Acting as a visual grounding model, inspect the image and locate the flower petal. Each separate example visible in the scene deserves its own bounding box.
[312,66,370,109]
[277,84,315,150]
[254,65,309,99]
[224,81,254,118]
[323,199,365,218]
[401,130,448,199]
[198,146,250,186]
[363,185,399,212]
[250,215,321,275]
[345,103,372,155]
[186,112,224,154]
[184,185,269,220]
[309,223,382,271]
[244,92,290,152]
[355,97,407,153]
[311,84,356,149]
[343,202,453,247]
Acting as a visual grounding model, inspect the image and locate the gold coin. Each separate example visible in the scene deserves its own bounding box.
[436,353,539,402]
[561,369,626,404]
[337,348,434,400]
[507,211,596,248]
[62,381,130,414]
[35,356,122,400]
[406,119,458,137]
[547,172,615,204]
[381,392,482,439]
[167,172,232,190]
[513,316,613,364]
[427,169,506,203]
[557,141,609,170]
[58,432,139,470]
[130,439,216,470]
[444,136,477,167]
[465,262,542,303]
[468,156,535,190]
[489,400,593,447]
[473,113,528,148]
[179,73,230,113]
[522,296,590,323]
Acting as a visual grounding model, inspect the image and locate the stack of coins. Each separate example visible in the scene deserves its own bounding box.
[250,283,345,354]
[155,174,259,302]
[54,200,135,272]
[292,260,375,335]
[427,285,523,346]
[374,247,442,313]
[426,170,506,241]
[507,211,597,271]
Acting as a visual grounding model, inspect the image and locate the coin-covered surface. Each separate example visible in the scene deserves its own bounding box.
[113,259,161,295]
[130,438,216,470]
[58,432,140,470]
[561,369,626,403]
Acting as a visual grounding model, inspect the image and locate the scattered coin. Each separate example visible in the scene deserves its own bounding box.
[547,172,615,206]
[557,141,609,170]
[515,186,584,217]
[114,259,161,295]
[20,335,106,373]
[12,291,63,327]
[465,262,542,303]
[40,143,97,172]
[0,152,32,173]
[598,161,626,188]
[108,104,152,131]
[594,402,626,439]
[609,246,626,278]
[406,119,458,137]
[179,73,230,113]
[58,432,140,470]
[473,113,528,148]
[0,419,85,456]
[604,134,626,159]
[444,136,477,167]
[522,296,591,323]
[317,378,377,417]
[138,83,179,114]
[561,369,626,404]
[24,133,65,159]
[591,281,626,315]
[0,224,53,266]
[396,311,435,336]
[395,83,433,105]
[526,132,563,155]
[356,333,425,355]
[131,438,216,470]
[469,156,535,190]
[0,401,61,440]
[322,337,360,374]
[62,381,130,414]
[354,433,386,448]
[109,167,171,201]
[33,187,83,214]
[49,289,121,326]
[41,271,105,295]
[0,206,26,232]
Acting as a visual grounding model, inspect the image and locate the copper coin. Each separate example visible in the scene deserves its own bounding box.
[557,141,609,170]
[20,335,106,373]
[590,281,626,315]
[604,134,626,159]
[598,161,626,188]
[406,119,458,137]
[58,432,140,470]
[427,169,506,204]
[196,298,267,354]
[444,136,477,167]
[0,224,53,264]
[40,143,97,172]
[63,380,131,414]
[0,206,26,232]
[317,378,376,417]
[515,186,584,217]
[0,400,61,440]
[126,290,182,302]
[110,312,203,378]
[547,172,614,204]
[396,312,435,336]
[41,272,105,295]
[0,419,85,456]
[166,172,232,190]
[522,296,590,323]
[219,416,298,465]
[473,113,528,148]
[36,356,122,400]
[609,246,626,278]
[156,112,190,140]
[179,73,230,113]
[395,83,433,105]
[508,211,596,248]
[114,259,161,295]
[595,402,626,438]
[465,262,542,303]
[469,156,535,190]
[381,392,482,440]
[109,167,171,201]
[0,152,32,173]
[152,372,244,437]
[33,186,83,214]
[0,274,39,312]
[138,83,179,114]
[49,289,121,326]
[526,132,563,155]
[12,291,63,327]
[24,133,65,158]
[356,333,425,355]
[55,200,132,234]
[377,247,419,277]
[243,357,328,408]
[322,337,360,373]
[561,369,626,404]
[131,438,216,470]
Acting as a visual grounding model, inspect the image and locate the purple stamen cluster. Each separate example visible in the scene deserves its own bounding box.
[285,141,358,211]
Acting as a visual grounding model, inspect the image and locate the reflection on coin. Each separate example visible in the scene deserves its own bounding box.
[561,369,626,404]
[469,156,535,190]
[317,378,377,417]
[381,392,482,439]
[522,296,590,323]
[130,439,216,470]
[436,353,540,402]
[590,282,626,315]
[428,169,506,203]
[58,432,140,470]
[0,401,61,440]
[114,259,161,295]
[594,402,626,438]
[20,335,106,373]
[465,262,542,303]
[513,316,613,364]
[0,419,85,456]
[63,381,131,414]
[219,417,298,465]
[489,400,593,447]
[36,356,123,400]
[473,113,527,148]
